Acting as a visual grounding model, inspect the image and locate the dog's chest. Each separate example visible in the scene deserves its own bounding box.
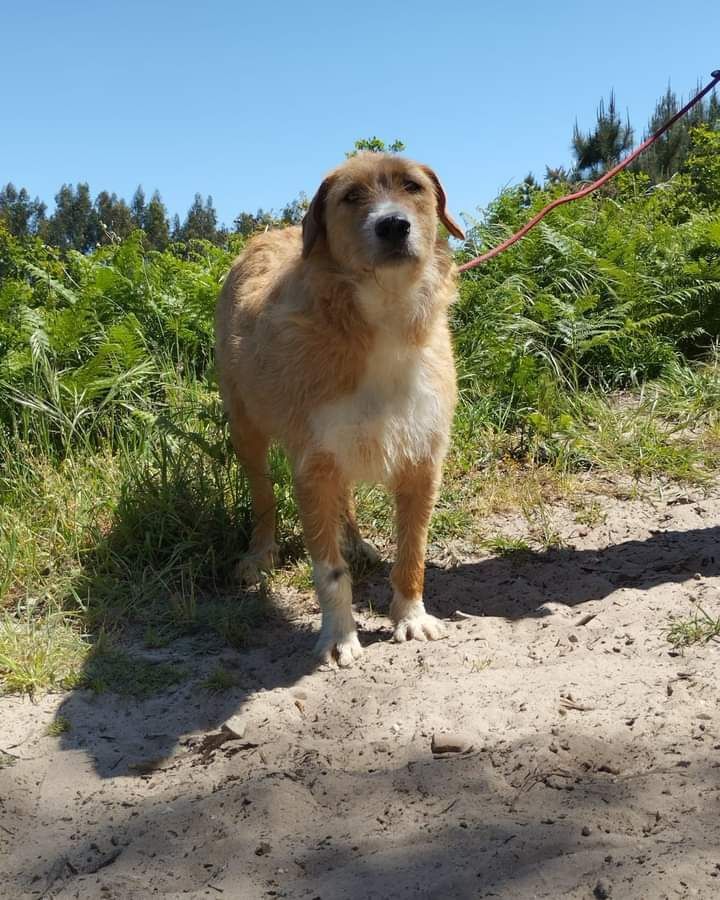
[311,336,444,482]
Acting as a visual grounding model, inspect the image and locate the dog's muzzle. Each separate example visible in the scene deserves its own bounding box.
[375,214,411,244]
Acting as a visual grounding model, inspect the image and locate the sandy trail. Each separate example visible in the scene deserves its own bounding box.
[2,478,719,899]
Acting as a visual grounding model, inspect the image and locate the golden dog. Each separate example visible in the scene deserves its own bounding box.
[215,153,464,666]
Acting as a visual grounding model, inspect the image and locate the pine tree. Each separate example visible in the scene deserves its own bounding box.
[707,90,719,129]
[0,183,46,237]
[171,214,182,241]
[181,193,219,242]
[44,183,100,252]
[544,166,572,187]
[634,88,689,183]
[95,191,134,243]
[131,186,147,229]
[572,92,633,180]
[144,191,170,249]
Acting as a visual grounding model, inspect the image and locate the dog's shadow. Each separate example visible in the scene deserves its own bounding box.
[416,523,719,621]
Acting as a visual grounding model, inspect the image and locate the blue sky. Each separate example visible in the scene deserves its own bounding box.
[2,1,719,229]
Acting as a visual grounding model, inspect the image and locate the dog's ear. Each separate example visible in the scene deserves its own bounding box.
[302,177,332,259]
[419,165,465,241]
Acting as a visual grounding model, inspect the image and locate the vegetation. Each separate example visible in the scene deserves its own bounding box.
[201,666,241,692]
[1,97,720,694]
[666,603,720,649]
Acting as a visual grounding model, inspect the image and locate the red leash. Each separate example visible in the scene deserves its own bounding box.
[457,69,720,274]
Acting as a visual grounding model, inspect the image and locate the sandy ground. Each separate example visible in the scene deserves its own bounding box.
[2,476,719,899]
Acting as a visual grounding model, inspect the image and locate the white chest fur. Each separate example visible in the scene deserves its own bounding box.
[310,330,447,484]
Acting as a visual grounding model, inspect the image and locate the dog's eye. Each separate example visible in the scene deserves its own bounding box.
[404,180,423,194]
[342,189,361,204]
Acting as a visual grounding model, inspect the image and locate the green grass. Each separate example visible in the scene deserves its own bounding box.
[572,498,606,528]
[46,715,71,736]
[200,666,240,692]
[80,649,187,698]
[666,604,720,649]
[0,613,88,696]
[0,750,16,768]
[482,535,532,556]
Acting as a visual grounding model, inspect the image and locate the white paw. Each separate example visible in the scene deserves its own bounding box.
[314,629,364,668]
[235,546,276,586]
[393,612,444,643]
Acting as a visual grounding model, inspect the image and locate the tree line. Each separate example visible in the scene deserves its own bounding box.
[1,83,718,252]
[0,181,310,252]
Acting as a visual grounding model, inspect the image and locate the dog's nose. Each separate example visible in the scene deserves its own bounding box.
[375,215,411,242]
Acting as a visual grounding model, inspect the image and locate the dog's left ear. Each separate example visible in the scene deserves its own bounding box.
[302,177,332,258]
[420,166,465,241]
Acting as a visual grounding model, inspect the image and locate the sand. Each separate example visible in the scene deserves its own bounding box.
[2,477,719,899]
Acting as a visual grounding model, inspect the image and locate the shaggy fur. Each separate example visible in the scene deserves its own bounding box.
[215,153,463,666]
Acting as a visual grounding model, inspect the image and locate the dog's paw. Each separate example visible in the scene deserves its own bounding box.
[235,547,276,586]
[355,538,381,566]
[314,629,364,668]
[390,594,444,643]
[345,535,381,569]
[393,612,444,643]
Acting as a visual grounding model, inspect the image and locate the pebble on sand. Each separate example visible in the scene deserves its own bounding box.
[431,732,474,755]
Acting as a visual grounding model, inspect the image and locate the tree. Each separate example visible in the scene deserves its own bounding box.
[131,186,147,229]
[0,184,46,237]
[95,191,134,243]
[44,182,100,252]
[144,191,170,249]
[544,166,572,187]
[708,90,720,129]
[572,92,633,180]
[520,173,539,208]
[280,193,309,225]
[233,208,274,237]
[346,136,406,158]
[682,125,720,206]
[180,193,219,242]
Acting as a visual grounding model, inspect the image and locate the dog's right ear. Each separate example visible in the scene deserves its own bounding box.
[302,177,332,259]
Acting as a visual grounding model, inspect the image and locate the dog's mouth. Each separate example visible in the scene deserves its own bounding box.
[375,244,419,266]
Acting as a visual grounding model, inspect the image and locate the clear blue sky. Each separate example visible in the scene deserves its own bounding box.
[2,1,719,229]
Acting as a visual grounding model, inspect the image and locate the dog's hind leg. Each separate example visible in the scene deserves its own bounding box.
[295,454,363,667]
[389,460,445,643]
[227,401,277,585]
[341,489,381,572]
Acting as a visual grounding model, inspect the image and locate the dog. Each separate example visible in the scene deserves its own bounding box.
[215,152,464,666]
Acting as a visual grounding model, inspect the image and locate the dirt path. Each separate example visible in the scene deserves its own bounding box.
[2,478,719,899]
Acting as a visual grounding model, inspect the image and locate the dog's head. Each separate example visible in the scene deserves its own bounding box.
[302,154,464,273]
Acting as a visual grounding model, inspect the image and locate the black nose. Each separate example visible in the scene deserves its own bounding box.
[375,214,411,242]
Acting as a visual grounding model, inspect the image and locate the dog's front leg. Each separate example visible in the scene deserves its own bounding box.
[295,454,363,667]
[390,460,445,643]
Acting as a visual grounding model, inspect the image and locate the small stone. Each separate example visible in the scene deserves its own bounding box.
[431,732,473,755]
[582,825,591,836]
[222,716,247,740]
[594,879,612,899]
[568,634,578,643]
[255,841,272,857]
